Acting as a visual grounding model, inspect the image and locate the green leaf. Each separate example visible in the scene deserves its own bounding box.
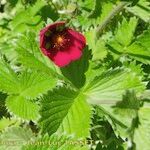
[0,60,56,99]
[77,1,114,30]
[40,87,91,139]
[136,29,150,48]
[6,95,39,120]
[18,71,56,99]
[126,29,150,64]
[0,61,19,94]
[0,39,18,64]
[108,29,150,64]
[85,29,107,61]
[134,105,150,150]
[124,61,143,76]
[0,126,34,150]
[15,32,57,77]
[28,0,46,16]
[126,42,150,64]
[0,61,55,120]
[126,0,150,22]
[16,47,56,76]
[96,2,114,25]
[107,40,123,55]
[84,68,145,104]
[115,17,138,46]
[121,0,140,6]
[99,91,140,137]
[91,106,127,149]
[140,90,150,100]
[113,91,140,125]
[61,47,91,88]
[10,0,46,32]
[23,134,88,150]
[0,118,17,131]
[80,0,95,10]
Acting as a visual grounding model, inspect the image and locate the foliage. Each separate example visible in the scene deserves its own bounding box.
[0,0,150,149]
[40,87,91,139]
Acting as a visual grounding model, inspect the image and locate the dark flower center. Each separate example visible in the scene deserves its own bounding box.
[45,30,70,50]
[52,34,66,48]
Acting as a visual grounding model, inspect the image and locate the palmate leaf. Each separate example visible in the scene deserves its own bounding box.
[134,104,150,150]
[0,60,56,99]
[40,87,91,139]
[5,71,56,120]
[22,134,88,150]
[0,126,34,150]
[83,68,145,104]
[108,18,150,64]
[6,95,40,120]
[18,71,56,99]
[0,59,56,120]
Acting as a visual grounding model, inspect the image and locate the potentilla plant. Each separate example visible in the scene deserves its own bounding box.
[0,0,149,150]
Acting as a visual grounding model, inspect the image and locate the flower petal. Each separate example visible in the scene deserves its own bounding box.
[68,46,82,61]
[67,29,86,49]
[52,51,71,67]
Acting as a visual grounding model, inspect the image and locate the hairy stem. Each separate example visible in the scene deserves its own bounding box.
[96,1,129,38]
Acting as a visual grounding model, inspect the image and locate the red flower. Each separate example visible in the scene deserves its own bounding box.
[39,21,86,67]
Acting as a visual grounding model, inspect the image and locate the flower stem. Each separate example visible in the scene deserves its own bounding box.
[96,1,129,38]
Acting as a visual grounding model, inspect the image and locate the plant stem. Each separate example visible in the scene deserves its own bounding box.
[96,1,129,38]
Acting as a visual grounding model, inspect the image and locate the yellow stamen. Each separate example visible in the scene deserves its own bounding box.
[57,36,64,44]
